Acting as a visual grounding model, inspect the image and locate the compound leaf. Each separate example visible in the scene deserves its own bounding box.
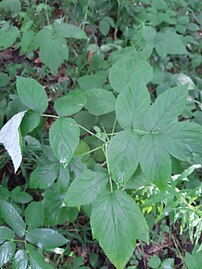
[108,130,139,184]
[49,118,80,166]
[91,190,149,269]
[64,169,108,206]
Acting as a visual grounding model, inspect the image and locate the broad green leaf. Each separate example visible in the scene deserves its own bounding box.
[0,200,26,237]
[185,251,202,269]
[0,0,21,13]
[13,250,29,269]
[0,226,15,240]
[109,58,153,93]
[78,71,107,90]
[139,134,171,189]
[115,79,150,129]
[54,91,87,116]
[84,89,116,116]
[25,202,44,229]
[26,228,68,249]
[0,241,16,267]
[64,169,108,206]
[49,118,80,166]
[108,130,139,184]
[30,163,60,189]
[20,111,41,136]
[91,190,149,269]
[0,24,20,49]
[148,255,161,268]
[20,30,35,53]
[155,30,187,57]
[26,244,54,269]
[142,26,156,42]
[16,77,48,113]
[144,86,188,132]
[0,111,26,173]
[35,28,69,74]
[53,21,87,39]
[161,122,202,163]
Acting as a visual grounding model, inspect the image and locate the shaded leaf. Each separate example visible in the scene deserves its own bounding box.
[0,200,26,237]
[64,169,108,206]
[25,202,44,229]
[26,228,68,249]
[0,226,15,240]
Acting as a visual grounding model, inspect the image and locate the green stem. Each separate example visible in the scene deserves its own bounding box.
[77,124,106,142]
[104,143,113,193]
[77,145,104,157]
[41,113,59,119]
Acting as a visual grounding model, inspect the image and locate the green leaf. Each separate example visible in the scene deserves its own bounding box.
[0,111,26,173]
[64,169,108,206]
[161,122,202,163]
[26,244,54,269]
[109,58,153,93]
[20,30,35,53]
[91,190,149,269]
[142,26,156,42]
[84,89,116,116]
[13,250,29,269]
[0,241,16,267]
[20,111,41,136]
[30,163,60,189]
[26,228,68,249]
[144,86,188,131]
[16,77,48,113]
[78,71,107,90]
[53,21,87,39]
[49,118,80,166]
[54,91,87,116]
[155,30,187,57]
[35,27,69,74]
[185,251,202,269]
[0,24,20,49]
[139,134,171,189]
[115,79,150,129]
[0,0,21,14]
[0,200,26,237]
[108,130,139,184]
[25,202,44,229]
[0,226,15,240]
[148,255,161,268]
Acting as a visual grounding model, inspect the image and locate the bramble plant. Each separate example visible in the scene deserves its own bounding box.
[0,0,202,268]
